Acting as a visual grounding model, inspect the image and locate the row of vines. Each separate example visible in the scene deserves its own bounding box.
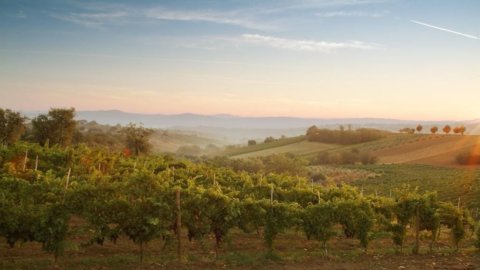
[1,142,480,263]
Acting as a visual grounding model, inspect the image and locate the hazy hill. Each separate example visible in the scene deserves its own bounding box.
[22,110,480,143]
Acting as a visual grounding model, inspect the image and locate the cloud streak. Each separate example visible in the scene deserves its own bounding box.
[410,20,480,40]
[145,8,270,30]
[316,10,388,18]
[241,34,378,52]
[51,5,272,30]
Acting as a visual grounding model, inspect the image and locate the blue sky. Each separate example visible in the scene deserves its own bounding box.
[1,0,479,120]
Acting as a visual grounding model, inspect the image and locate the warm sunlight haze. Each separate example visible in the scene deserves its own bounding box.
[1,1,480,269]
[1,0,479,120]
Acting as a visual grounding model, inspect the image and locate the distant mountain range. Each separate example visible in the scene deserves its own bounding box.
[22,110,480,142]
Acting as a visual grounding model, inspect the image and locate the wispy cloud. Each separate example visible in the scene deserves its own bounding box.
[51,11,129,29]
[49,1,390,30]
[241,34,378,52]
[51,6,272,30]
[316,10,388,18]
[144,8,270,30]
[410,20,480,40]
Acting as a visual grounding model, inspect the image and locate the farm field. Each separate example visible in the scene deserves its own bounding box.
[373,135,480,167]
[225,134,480,168]
[349,164,480,210]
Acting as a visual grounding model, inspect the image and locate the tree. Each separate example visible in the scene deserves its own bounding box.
[456,126,466,135]
[0,109,26,146]
[31,108,76,146]
[248,140,256,146]
[416,125,423,133]
[123,123,153,156]
[399,127,415,134]
[442,125,451,135]
[264,136,275,143]
[430,126,438,134]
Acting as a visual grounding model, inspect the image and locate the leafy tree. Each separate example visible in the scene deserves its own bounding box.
[416,125,423,133]
[264,136,275,143]
[442,125,451,135]
[248,139,256,146]
[430,126,438,134]
[123,123,153,156]
[0,109,27,146]
[454,126,466,135]
[31,108,76,146]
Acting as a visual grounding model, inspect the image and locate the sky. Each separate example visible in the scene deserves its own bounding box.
[0,0,479,120]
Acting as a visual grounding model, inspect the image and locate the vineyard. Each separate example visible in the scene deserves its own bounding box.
[1,142,480,269]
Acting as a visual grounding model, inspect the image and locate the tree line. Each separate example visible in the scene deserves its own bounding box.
[0,108,154,156]
[306,126,388,145]
[400,124,466,135]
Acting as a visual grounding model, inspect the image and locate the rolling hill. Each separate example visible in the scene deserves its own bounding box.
[224,133,480,167]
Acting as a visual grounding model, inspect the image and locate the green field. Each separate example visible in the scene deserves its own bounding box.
[348,164,480,211]
[223,134,424,159]
[222,136,306,157]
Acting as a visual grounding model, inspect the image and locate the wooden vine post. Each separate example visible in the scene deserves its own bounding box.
[23,149,28,171]
[176,188,182,262]
[34,155,39,171]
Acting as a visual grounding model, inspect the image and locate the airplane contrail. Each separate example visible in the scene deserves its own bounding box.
[410,20,480,40]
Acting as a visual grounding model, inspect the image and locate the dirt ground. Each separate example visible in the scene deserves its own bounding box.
[1,228,479,270]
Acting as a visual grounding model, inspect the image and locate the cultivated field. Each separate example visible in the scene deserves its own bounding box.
[226,134,480,168]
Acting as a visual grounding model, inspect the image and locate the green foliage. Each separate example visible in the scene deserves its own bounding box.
[31,108,77,147]
[0,108,26,146]
[302,202,336,255]
[306,126,387,145]
[34,203,71,262]
[335,199,374,250]
[439,202,466,250]
[264,202,300,251]
[123,123,153,156]
[0,142,478,264]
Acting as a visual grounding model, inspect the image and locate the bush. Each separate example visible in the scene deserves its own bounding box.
[456,151,480,165]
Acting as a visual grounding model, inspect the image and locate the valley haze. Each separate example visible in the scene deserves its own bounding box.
[23,110,480,142]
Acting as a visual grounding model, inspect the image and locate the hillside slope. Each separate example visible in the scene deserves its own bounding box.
[374,135,480,166]
[224,133,480,167]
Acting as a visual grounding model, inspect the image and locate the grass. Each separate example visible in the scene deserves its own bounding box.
[223,133,422,159]
[348,163,480,210]
[222,136,306,157]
